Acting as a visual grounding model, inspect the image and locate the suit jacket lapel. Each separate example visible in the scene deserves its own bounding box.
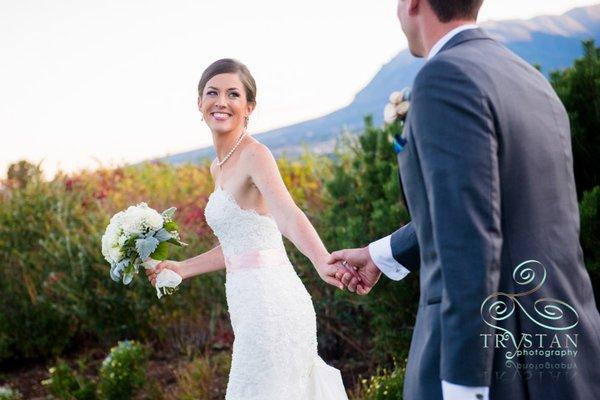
[397,117,413,217]
[395,28,494,218]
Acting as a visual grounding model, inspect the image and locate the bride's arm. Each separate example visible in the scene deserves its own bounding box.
[243,142,347,289]
[178,245,226,279]
[146,245,225,286]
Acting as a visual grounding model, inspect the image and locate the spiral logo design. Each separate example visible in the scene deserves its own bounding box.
[480,260,579,359]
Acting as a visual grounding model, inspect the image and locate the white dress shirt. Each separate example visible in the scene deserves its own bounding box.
[368,235,411,281]
[427,24,479,60]
[368,23,490,400]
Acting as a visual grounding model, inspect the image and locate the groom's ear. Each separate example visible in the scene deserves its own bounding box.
[407,0,420,16]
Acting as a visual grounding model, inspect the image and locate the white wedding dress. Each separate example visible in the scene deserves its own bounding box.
[204,186,348,400]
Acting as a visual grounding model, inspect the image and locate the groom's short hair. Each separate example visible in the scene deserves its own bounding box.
[428,0,484,23]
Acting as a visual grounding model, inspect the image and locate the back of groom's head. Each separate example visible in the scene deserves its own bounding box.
[428,0,484,22]
[398,0,484,57]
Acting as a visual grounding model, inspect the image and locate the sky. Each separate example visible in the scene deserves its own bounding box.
[1,0,598,178]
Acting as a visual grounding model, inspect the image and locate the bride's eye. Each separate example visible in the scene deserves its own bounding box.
[229,92,240,98]
[206,90,217,96]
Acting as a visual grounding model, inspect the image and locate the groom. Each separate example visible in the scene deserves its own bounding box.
[330,0,600,399]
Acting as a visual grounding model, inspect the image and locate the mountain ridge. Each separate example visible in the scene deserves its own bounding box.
[161,4,600,164]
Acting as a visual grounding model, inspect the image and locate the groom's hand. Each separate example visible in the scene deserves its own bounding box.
[328,247,382,295]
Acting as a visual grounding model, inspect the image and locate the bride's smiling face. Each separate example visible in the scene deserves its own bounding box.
[198,73,255,135]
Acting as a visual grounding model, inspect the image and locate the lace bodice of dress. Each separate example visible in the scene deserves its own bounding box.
[204,186,286,259]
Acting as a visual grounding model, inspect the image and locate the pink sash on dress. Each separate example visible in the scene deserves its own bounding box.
[224,248,291,272]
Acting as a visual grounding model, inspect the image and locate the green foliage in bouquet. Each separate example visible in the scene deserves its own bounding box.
[98,340,147,400]
[102,203,187,287]
[41,358,97,400]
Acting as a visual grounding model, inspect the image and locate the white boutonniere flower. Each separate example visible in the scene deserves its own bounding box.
[384,87,411,125]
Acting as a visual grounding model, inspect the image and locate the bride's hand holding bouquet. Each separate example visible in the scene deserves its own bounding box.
[144,260,185,288]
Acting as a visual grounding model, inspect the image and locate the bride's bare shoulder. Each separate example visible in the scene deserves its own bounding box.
[241,139,275,163]
[240,139,278,178]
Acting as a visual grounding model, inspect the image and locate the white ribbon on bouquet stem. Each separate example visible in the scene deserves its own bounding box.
[142,258,182,299]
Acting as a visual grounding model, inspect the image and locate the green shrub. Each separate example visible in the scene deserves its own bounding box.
[0,180,80,359]
[580,185,600,308]
[172,351,231,400]
[99,340,148,400]
[354,359,406,400]
[318,117,418,364]
[41,358,97,400]
[580,185,600,272]
[550,40,600,200]
[0,386,22,400]
[0,163,227,362]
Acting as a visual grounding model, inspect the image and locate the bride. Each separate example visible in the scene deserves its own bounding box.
[145,58,355,399]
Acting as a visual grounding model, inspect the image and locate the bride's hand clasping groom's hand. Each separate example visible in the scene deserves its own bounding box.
[314,255,361,291]
[144,260,183,287]
[328,247,382,295]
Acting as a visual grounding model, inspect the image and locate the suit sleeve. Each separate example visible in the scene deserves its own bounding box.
[390,221,420,272]
[410,59,502,386]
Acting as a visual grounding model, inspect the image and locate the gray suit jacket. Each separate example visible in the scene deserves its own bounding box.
[390,28,600,400]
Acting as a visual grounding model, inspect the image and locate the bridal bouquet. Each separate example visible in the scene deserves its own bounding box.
[101,203,187,298]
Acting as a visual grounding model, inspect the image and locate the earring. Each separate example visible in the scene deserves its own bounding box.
[201,114,204,121]
[244,116,249,128]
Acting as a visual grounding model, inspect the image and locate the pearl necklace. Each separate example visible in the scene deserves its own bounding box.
[217,130,246,167]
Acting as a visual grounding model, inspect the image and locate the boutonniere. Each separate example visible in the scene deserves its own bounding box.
[384,88,411,154]
[384,87,411,125]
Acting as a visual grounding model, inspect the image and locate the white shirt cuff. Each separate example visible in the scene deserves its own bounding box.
[368,235,410,281]
[442,380,489,400]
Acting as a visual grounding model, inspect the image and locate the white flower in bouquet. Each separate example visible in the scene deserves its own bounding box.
[101,213,125,264]
[120,203,164,235]
[383,87,411,124]
[101,203,187,298]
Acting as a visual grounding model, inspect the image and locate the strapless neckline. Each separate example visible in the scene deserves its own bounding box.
[209,186,275,222]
